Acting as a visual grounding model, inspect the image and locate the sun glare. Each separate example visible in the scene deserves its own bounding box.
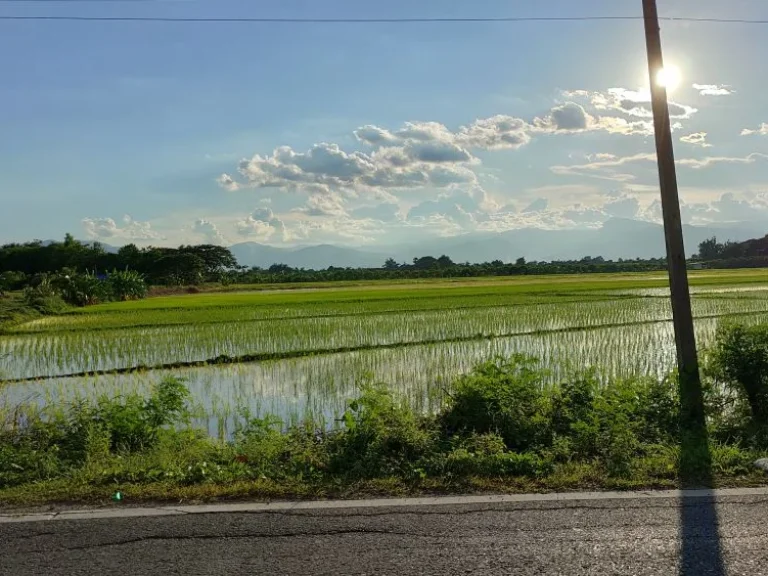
[656,64,682,93]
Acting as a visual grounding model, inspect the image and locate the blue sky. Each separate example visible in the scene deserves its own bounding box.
[2,0,768,247]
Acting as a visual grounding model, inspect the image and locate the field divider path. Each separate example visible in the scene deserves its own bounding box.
[2,308,764,385]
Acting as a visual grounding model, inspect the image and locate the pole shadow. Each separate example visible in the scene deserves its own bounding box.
[678,378,726,576]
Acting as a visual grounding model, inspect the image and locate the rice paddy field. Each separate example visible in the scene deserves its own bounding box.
[3,269,768,438]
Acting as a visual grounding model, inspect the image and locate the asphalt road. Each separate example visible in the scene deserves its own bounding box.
[2,491,768,575]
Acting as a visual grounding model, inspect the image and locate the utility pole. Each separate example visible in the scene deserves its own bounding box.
[642,0,704,428]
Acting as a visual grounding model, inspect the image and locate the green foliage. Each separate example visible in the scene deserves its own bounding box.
[441,355,549,452]
[0,271,26,294]
[107,269,147,300]
[57,271,112,306]
[22,276,67,313]
[327,383,435,478]
[707,322,768,426]
[0,235,239,287]
[3,342,768,496]
[0,377,190,487]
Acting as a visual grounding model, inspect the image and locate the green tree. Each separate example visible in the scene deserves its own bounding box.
[437,255,454,268]
[698,237,722,260]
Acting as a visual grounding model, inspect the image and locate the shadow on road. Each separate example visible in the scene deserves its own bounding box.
[678,373,726,576]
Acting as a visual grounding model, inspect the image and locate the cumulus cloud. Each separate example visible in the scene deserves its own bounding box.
[354,125,398,146]
[81,215,163,241]
[692,84,735,96]
[679,132,712,148]
[741,123,768,136]
[533,103,593,132]
[588,88,697,120]
[193,219,226,245]
[223,138,478,200]
[533,101,654,136]
[236,207,287,240]
[455,115,531,150]
[221,100,665,199]
[298,192,349,217]
[217,173,240,191]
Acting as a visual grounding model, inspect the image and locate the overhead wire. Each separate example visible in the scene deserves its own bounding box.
[0,14,767,24]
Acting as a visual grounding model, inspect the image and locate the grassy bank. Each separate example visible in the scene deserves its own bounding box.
[3,322,768,507]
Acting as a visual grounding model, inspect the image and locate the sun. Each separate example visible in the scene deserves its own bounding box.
[656,64,682,93]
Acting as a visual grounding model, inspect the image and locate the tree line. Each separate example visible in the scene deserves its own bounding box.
[3,233,768,296]
[237,255,669,284]
[0,234,239,292]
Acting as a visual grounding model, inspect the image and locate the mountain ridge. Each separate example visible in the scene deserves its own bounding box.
[229,219,767,269]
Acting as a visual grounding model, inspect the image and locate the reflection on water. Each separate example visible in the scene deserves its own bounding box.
[0,316,739,439]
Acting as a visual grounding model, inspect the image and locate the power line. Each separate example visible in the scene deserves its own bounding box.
[0,14,767,24]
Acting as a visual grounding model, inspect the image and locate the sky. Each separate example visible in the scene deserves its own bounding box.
[2,0,768,248]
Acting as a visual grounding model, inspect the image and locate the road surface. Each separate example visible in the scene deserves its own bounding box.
[2,489,768,575]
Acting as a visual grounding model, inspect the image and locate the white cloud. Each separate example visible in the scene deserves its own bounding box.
[550,153,656,181]
[224,138,478,199]
[552,152,768,181]
[81,215,163,241]
[354,125,398,146]
[676,153,768,169]
[221,101,665,199]
[679,132,712,148]
[193,219,226,245]
[592,116,654,136]
[298,192,349,217]
[692,84,735,96]
[216,173,240,191]
[236,207,287,240]
[456,115,531,149]
[741,123,768,136]
[589,87,697,120]
[533,102,593,132]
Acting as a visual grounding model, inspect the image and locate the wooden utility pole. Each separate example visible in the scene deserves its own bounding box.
[642,0,705,427]
[642,0,704,427]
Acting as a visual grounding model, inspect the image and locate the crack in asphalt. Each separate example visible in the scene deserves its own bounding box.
[58,528,436,551]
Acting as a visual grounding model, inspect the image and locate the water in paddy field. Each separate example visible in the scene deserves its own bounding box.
[2,282,768,439]
[0,316,744,439]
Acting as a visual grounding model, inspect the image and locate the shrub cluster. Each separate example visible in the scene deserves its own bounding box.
[22,269,147,308]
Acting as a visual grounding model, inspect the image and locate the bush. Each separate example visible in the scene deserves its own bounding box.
[441,355,549,452]
[425,433,552,478]
[107,269,147,301]
[0,377,191,487]
[57,272,112,306]
[327,383,435,479]
[707,323,768,427]
[23,276,67,314]
[0,271,27,294]
[233,415,326,481]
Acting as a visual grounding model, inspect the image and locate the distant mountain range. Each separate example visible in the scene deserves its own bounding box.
[229,219,767,269]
